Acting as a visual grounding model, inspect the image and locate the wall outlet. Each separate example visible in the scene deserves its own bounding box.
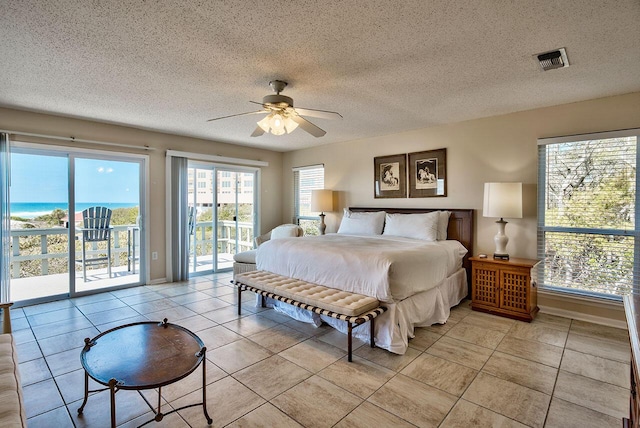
[152,252,158,260]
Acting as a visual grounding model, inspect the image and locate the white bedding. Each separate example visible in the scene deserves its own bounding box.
[256,233,467,303]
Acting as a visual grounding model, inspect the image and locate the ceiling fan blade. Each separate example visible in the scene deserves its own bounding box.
[250,125,266,137]
[290,115,326,137]
[206,110,266,122]
[294,107,343,120]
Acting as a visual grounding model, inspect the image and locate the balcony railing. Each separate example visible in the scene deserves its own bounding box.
[190,220,254,269]
[10,220,255,278]
[10,225,136,278]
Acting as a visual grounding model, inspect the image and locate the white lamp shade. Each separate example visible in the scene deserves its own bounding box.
[311,189,334,212]
[483,182,523,219]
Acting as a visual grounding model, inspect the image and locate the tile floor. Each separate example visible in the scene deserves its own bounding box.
[8,272,632,427]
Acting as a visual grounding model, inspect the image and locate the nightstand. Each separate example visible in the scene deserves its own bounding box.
[470,256,539,322]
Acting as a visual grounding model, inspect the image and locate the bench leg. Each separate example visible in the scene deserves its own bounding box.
[237,285,242,316]
[347,323,353,362]
[370,318,375,348]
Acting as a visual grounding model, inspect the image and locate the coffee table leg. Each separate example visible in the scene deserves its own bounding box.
[109,378,117,428]
[77,370,89,414]
[201,347,212,424]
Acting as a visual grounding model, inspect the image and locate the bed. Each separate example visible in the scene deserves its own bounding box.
[255,207,474,354]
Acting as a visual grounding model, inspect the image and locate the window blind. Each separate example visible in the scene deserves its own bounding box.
[537,129,640,298]
[293,165,324,223]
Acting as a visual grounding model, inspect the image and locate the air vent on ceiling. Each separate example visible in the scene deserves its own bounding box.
[536,47,569,71]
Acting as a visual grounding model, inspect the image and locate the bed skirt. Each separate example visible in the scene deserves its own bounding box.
[262,268,468,355]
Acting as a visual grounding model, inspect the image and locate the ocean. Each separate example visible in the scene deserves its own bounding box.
[10,202,139,219]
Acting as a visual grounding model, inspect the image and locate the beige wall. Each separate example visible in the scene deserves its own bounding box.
[282,92,640,325]
[0,107,283,283]
[4,92,640,322]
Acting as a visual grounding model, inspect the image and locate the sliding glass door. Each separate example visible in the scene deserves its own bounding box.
[217,170,255,270]
[187,163,257,275]
[9,144,146,304]
[188,166,214,274]
[9,150,70,301]
[74,156,142,293]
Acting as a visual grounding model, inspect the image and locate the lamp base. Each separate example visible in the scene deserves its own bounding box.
[318,213,326,235]
[493,219,510,261]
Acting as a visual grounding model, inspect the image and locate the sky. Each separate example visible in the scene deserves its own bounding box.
[10,153,140,203]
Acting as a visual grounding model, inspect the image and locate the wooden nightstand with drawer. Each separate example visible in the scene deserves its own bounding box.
[470,256,539,322]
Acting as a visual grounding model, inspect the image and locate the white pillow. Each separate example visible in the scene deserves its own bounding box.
[438,211,451,240]
[382,212,439,241]
[338,209,386,235]
[270,224,300,240]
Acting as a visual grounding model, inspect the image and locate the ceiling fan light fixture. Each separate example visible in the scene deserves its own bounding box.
[271,113,285,134]
[284,116,298,134]
[256,115,271,132]
[207,79,340,138]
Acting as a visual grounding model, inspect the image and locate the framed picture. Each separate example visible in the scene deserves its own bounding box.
[374,154,407,198]
[408,148,447,197]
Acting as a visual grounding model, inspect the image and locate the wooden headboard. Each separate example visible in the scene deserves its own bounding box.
[349,207,475,278]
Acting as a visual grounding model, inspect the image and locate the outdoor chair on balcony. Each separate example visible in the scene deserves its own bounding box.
[76,206,113,282]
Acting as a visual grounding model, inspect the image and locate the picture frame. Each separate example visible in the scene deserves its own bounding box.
[408,148,447,197]
[374,154,407,198]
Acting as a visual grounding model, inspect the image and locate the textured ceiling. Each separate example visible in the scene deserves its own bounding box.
[1,1,639,152]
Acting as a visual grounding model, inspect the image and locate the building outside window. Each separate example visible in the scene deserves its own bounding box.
[537,129,640,299]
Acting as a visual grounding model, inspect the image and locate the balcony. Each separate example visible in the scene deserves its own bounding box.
[189,220,254,273]
[9,221,254,302]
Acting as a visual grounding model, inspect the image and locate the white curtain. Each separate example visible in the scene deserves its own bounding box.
[168,155,189,282]
[0,133,10,301]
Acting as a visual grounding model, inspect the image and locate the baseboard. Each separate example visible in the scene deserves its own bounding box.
[146,277,167,285]
[538,289,627,329]
[539,305,628,329]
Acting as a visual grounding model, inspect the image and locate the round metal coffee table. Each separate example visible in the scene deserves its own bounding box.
[78,319,212,427]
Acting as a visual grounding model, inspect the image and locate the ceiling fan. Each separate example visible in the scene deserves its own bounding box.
[207,80,342,138]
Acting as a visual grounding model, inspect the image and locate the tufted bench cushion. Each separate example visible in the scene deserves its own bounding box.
[233,271,387,362]
[234,270,380,317]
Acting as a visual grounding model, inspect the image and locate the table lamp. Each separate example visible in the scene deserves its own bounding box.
[483,182,523,260]
[310,189,334,235]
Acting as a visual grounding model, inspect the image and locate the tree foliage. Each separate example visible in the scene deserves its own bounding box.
[543,137,636,295]
[34,208,67,226]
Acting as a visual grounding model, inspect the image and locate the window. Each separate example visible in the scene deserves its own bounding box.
[294,164,324,235]
[537,129,640,299]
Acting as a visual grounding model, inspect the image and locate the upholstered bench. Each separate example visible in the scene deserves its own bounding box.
[233,270,387,361]
[0,302,27,428]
